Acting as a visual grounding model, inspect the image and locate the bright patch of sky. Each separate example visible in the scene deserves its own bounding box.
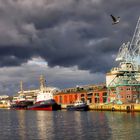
[0,57,105,95]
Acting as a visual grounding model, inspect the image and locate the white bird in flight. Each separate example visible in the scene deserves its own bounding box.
[110,14,120,25]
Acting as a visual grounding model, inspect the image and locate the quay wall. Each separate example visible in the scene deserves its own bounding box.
[0,104,10,108]
[88,103,140,112]
[61,103,140,112]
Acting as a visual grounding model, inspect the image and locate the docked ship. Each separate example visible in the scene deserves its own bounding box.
[67,100,88,111]
[27,87,61,111]
[11,75,61,111]
[10,98,33,110]
[10,81,34,110]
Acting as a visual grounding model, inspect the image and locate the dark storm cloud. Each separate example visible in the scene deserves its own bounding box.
[0,0,139,73]
[0,46,34,66]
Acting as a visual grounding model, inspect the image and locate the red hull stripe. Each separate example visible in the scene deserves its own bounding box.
[27,107,52,111]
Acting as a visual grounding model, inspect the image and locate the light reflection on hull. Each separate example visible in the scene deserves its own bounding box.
[28,107,52,111]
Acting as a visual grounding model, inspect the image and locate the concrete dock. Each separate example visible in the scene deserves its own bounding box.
[61,103,140,112]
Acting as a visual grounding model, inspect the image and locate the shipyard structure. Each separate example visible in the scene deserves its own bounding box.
[54,16,140,111]
[106,17,140,104]
[9,16,140,112]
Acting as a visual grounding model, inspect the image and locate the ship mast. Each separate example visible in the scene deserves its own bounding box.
[40,75,46,91]
[20,80,24,94]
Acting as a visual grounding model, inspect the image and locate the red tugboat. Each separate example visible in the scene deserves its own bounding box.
[27,75,61,111]
[27,87,61,111]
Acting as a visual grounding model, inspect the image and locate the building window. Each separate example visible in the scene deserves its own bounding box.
[127,88,131,91]
[87,98,92,103]
[95,93,99,96]
[87,93,93,97]
[103,97,107,103]
[127,95,131,98]
[64,96,67,103]
[75,94,77,100]
[120,88,123,91]
[88,87,93,91]
[69,95,73,103]
[132,87,137,91]
[81,94,85,97]
[133,95,137,98]
[95,98,99,103]
[59,96,62,103]
[103,92,107,96]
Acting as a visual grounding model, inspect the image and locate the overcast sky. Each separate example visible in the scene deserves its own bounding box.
[0,0,139,95]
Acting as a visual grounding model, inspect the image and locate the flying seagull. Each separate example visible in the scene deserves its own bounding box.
[110,14,120,24]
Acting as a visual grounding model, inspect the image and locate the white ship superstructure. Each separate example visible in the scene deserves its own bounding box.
[14,75,60,102]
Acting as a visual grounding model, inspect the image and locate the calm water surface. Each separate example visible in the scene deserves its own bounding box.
[0,109,140,140]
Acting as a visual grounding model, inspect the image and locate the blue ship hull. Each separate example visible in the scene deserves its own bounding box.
[67,104,88,111]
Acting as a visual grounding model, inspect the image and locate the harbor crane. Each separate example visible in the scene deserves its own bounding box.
[116,16,140,69]
[106,16,140,104]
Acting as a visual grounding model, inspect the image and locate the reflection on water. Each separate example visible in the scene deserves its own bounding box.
[17,111,26,140]
[49,111,112,140]
[106,112,140,140]
[0,110,140,140]
[36,111,54,140]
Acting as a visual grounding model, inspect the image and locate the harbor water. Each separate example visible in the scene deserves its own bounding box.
[0,110,140,140]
